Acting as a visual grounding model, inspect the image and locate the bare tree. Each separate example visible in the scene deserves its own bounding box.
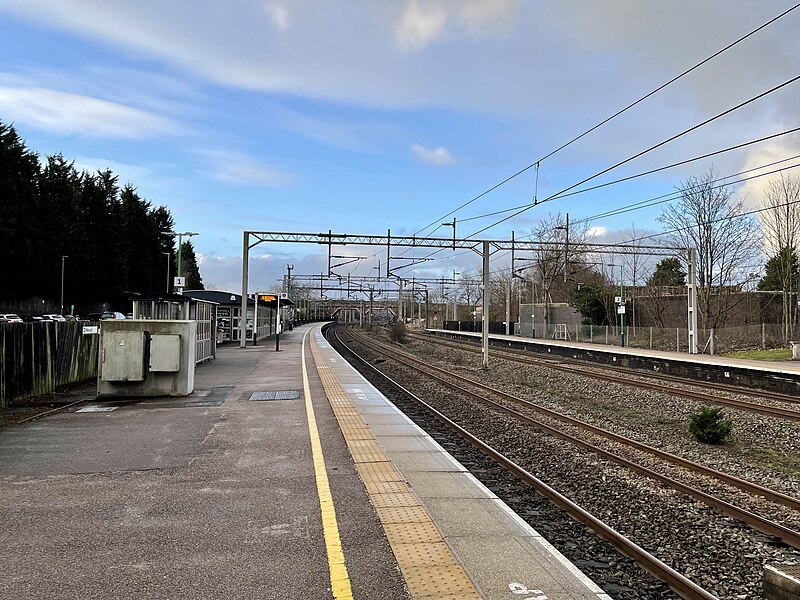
[659,168,761,330]
[758,173,800,340]
[457,270,481,323]
[529,212,591,333]
[620,224,657,329]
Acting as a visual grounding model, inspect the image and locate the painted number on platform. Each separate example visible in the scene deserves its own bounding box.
[509,582,548,600]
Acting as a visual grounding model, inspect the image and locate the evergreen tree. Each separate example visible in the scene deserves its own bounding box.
[758,247,799,292]
[0,119,198,311]
[180,241,204,290]
[0,122,41,299]
[647,257,686,287]
[571,283,609,325]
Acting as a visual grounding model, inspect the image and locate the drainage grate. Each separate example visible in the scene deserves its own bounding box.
[249,390,302,401]
[77,406,118,413]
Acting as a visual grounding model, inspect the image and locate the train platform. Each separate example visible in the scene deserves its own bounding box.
[0,323,609,600]
[426,328,800,395]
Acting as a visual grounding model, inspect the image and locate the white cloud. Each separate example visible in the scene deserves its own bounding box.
[395,0,447,51]
[412,144,454,165]
[587,225,608,238]
[264,2,290,30]
[197,149,294,187]
[738,139,800,209]
[0,85,183,138]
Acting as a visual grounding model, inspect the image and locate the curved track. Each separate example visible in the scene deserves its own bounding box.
[328,324,719,600]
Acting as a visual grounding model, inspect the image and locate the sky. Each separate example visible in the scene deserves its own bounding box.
[1,0,799,294]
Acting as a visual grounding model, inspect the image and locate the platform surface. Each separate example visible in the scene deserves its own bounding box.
[0,323,610,600]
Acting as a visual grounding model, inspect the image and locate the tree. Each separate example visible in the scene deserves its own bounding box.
[529,212,591,333]
[571,284,609,325]
[759,247,799,291]
[0,122,41,299]
[658,168,761,329]
[758,174,800,340]
[648,257,686,287]
[180,241,204,290]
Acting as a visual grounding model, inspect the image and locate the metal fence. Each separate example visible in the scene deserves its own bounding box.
[518,322,788,354]
[0,321,99,408]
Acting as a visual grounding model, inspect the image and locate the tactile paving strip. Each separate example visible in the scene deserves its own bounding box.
[310,331,481,599]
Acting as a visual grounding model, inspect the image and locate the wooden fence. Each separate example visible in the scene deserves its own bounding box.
[0,322,98,407]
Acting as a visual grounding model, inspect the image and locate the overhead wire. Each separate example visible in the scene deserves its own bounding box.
[405,2,800,239]
[458,126,800,224]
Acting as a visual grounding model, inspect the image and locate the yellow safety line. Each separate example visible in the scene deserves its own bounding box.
[310,327,482,599]
[301,329,354,600]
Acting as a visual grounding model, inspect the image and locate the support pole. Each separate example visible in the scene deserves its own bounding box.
[240,231,249,348]
[482,241,490,368]
[686,248,698,354]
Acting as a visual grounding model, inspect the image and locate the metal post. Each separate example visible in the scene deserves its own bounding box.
[762,322,766,350]
[425,289,430,329]
[240,231,249,348]
[482,240,490,368]
[398,279,404,323]
[677,327,680,352]
[531,279,535,338]
[60,255,68,314]
[620,265,625,347]
[253,295,258,346]
[686,248,699,354]
[710,328,715,355]
[505,278,511,335]
[276,293,281,351]
[650,327,653,350]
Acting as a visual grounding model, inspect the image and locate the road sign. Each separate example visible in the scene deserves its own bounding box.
[174,276,186,287]
[617,305,626,314]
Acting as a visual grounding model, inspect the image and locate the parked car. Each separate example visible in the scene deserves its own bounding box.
[87,313,102,321]
[100,311,126,320]
[43,314,66,321]
[18,314,45,322]
[64,314,79,322]
[0,313,23,323]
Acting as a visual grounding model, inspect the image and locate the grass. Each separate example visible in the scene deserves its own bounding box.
[721,347,793,361]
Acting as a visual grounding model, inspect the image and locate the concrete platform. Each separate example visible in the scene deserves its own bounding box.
[426,328,800,395]
[0,323,610,600]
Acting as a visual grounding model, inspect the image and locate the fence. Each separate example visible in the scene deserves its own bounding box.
[517,322,788,354]
[0,321,99,408]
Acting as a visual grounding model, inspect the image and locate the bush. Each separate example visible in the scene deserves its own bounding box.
[388,322,408,344]
[688,405,732,444]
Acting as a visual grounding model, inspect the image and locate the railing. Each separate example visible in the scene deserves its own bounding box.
[0,321,99,407]
[515,323,788,354]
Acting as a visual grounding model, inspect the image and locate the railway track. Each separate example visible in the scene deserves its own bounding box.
[409,331,800,421]
[342,325,800,549]
[328,324,719,600]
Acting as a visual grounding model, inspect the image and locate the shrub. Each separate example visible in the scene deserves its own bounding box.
[388,322,408,344]
[688,404,732,444]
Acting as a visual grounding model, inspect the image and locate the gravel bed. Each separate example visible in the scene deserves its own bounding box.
[334,327,800,600]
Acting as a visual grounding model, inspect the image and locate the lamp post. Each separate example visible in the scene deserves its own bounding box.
[60,255,68,315]
[160,231,199,293]
[608,263,624,347]
[163,252,170,293]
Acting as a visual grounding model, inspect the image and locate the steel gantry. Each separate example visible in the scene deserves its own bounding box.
[240,230,697,365]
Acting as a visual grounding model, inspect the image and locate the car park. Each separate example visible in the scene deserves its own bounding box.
[0,313,23,323]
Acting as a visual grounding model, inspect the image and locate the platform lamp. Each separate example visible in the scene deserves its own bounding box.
[160,231,199,293]
[60,255,68,315]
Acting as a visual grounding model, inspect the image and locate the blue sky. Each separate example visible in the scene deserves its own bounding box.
[1,1,799,292]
